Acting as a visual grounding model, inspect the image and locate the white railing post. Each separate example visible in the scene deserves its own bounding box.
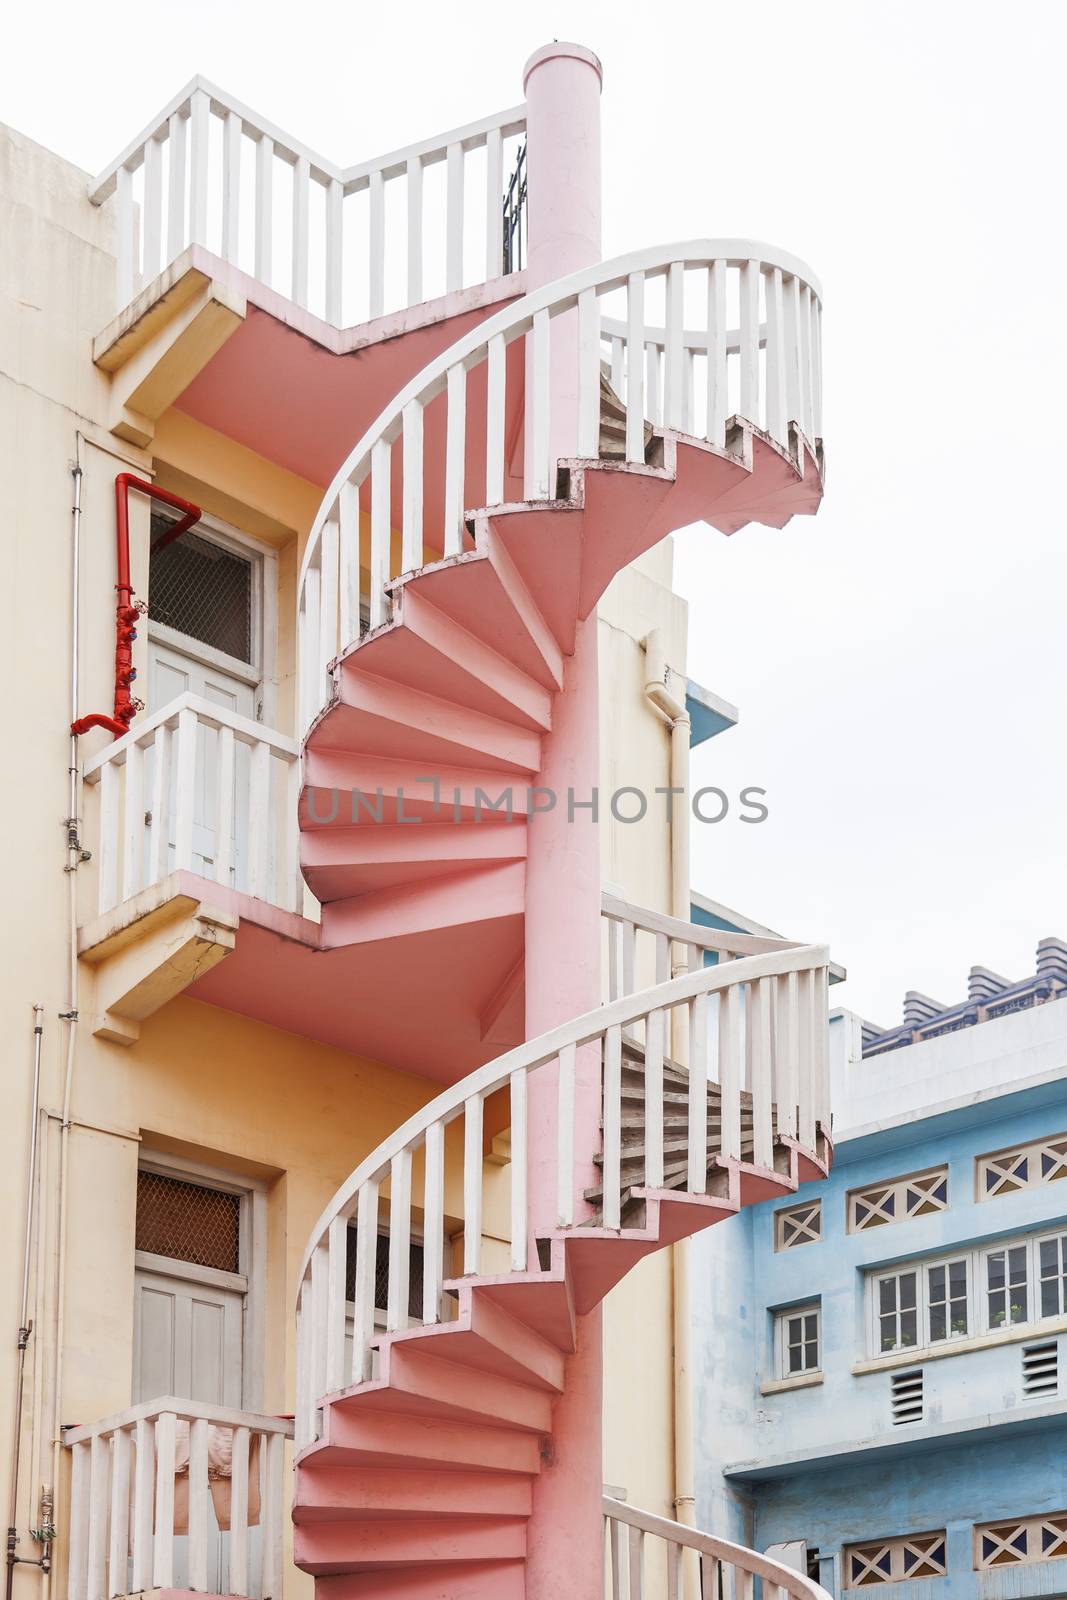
[509,1068,528,1270]
[106,1426,131,1600]
[352,1178,379,1382]
[130,1418,155,1593]
[423,1119,446,1320]
[602,1024,622,1229]
[167,109,188,261]
[229,1425,250,1598]
[187,1416,210,1591]
[462,1096,484,1275]
[152,1411,177,1589]
[368,170,385,321]
[189,88,211,247]
[67,1440,91,1600]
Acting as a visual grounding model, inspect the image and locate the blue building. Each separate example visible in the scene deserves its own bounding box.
[692,936,1067,1600]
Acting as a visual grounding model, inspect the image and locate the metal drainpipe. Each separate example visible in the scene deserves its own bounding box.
[642,630,699,1593]
[6,1009,46,1600]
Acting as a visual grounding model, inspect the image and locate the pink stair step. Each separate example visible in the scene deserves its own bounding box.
[294,1513,527,1574]
[313,1409,542,1476]
[294,1464,533,1522]
[314,1558,527,1600]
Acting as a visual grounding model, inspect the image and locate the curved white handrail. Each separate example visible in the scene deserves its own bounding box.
[602,1497,834,1600]
[293,939,830,1447]
[296,236,822,732]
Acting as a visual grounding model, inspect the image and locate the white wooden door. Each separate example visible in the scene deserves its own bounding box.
[147,639,255,888]
[132,1266,245,1407]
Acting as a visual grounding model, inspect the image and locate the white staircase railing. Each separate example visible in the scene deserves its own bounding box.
[82,692,301,917]
[294,941,830,1449]
[297,237,823,735]
[602,892,803,1001]
[64,1399,291,1600]
[602,1497,833,1600]
[90,77,526,323]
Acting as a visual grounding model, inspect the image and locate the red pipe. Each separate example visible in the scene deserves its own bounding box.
[71,474,202,739]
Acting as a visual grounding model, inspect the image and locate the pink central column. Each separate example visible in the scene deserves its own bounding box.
[520,41,605,1600]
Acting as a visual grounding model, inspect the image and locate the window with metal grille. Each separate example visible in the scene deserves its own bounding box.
[775,1200,822,1250]
[1022,1340,1059,1398]
[844,1532,946,1588]
[977,1132,1067,1198]
[848,1168,948,1232]
[891,1369,924,1425]
[149,513,253,664]
[135,1170,241,1273]
[975,1512,1067,1568]
[345,1226,424,1322]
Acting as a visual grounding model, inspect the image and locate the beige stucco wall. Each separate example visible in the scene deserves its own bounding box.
[0,116,699,1599]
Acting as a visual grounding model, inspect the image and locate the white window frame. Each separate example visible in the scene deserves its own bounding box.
[136,1149,268,1408]
[774,1302,821,1378]
[977,1133,1067,1199]
[147,508,279,725]
[867,1226,1067,1358]
[847,1167,949,1234]
[844,1532,947,1589]
[775,1200,823,1251]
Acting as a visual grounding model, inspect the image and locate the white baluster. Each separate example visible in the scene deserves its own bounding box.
[665,261,685,429]
[299,566,320,731]
[446,141,464,292]
[369,437,392,628]
[687,992,709,1192]
[115,165,135,309]
[254,135,273,284]
[784,273,802,433]
[221,111,242,265]
[816,964,831,1134]
[655,931,670,984]
[98,759,120,913]
[229,1426,250,1598]
[318,514,339,693]
[326,1213,348,1392]
[130,1418,155,1593]
[146,723,171,889]
[485,126,503,278]
[402,400,424,570]
[577,287,601,458]
[262,1432,285,1600]
[719,982,742,1161]
[188,89,210,247]
[295,1282,313,1448]
[622,920,636,1000]
[610,334,624,399]
[707,258,727,446]
[509,1068,528,1270]
[400,156,423,307]
[764,265,786,446]
[443,364,467,555]
[486,333,507,504]
[142,135,163,282]
[167,110,187,261]
[422,1119,445,1322]
[310,1238,329,1408]
[608,1514,624,1600]
[246,739,271,899]
[107,1426,130,1600]
[369,169,385,319]
[462,1095,484,1274]
[799,284,814,442]
[739,260,760,424]
[750,977,774,1169]
[325,177,343,324]
[85,1433,109,1600]
[121,741,144,901]
[646,343,662,426]
[152,1411,176,1588]
[388,1149,413,1328]
[292,154,310,308]
[285,759,302,914]
[338,479,361,645]
[68,1440,91,1600]
[629,1526,645,1599]
[172,710,197,873]
[625,272,646,463]
[666,1541,683,1600]
[603,1024,622,1229]
[188,1416,209,1591]
[352,1178,379,1381]
[683,347,694,434]
[811,297,823,440]
[645,1007,665,1188]
[775,970,799,1140]
[796,968,816,1149]
[213,724,235,886]
[556,1041,576,1226]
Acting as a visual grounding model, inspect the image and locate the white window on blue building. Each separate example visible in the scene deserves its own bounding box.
[775,1303,821,1377]
[869,1228,1067,1357]
[977,1133,1067,1198]
[844,1532,947,1588]
[848,1167,948,1233]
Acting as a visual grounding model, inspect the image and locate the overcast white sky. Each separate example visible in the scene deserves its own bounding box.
[3,0,1065,1024]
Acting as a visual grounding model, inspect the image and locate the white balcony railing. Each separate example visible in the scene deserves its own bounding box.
[90,77,526,324]
[602,1497,833,1600]
[294,938,831,1449]
[297,238,823,734]
[82,693,301,917]
[64,1399,291,1600]
[601,892,807,1001]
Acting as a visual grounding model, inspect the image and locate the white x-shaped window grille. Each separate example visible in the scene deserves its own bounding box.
[849,1169,948,1232]
[845,1533,947,1588]
[978,1136,1067,1199]
[775,1200,822,1250]
[975,1514,1067,1569]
